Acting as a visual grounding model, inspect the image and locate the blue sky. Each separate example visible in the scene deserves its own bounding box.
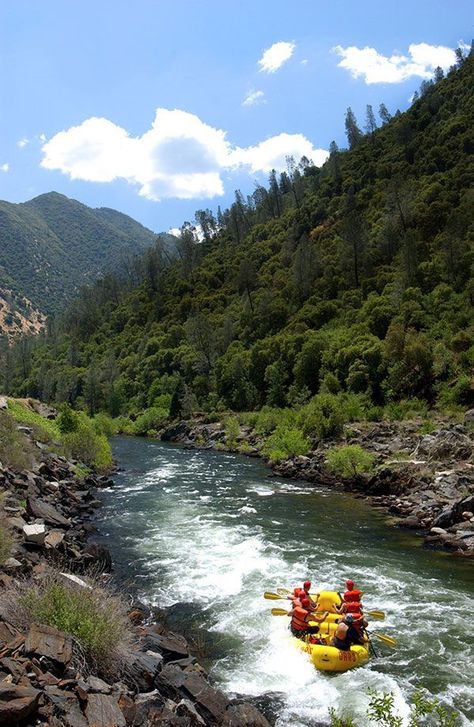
[0,1,471,233]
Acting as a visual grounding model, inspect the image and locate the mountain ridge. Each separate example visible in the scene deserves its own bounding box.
[0,191,167,329]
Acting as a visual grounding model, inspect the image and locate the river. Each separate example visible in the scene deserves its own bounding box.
[95,436,474,726]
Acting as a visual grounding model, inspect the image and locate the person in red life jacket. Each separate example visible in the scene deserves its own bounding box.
[288,597,328,639]
[342,579,363,604]
[335,601,362,615]
[331,614,364,651]
[301,580,317,609]
[287,587,303,606]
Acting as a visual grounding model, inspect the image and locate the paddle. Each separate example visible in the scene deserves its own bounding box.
[277,588,291,596]
[271,607,329,621]
[372,632,396,647]
[265,594,385,620]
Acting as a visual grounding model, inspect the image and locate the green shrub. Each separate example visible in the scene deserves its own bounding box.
[299,394,345,439]
[329,688,459,727]
[62,421,112,471]
[0,411,37,471]
[255,406,297,435]
[254,407,282,435]
[133,407,168,436]
[113,416,135,435]
[224,416,240,446]
[93,412,115,437]
[383,398,430,421]
[340,392,372,422]
[57,404,79,434]
[262,426,310,462]
[5,572,131,676]
[326,444,375,478]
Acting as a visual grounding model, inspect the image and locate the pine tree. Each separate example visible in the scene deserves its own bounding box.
[365,104,377,135]
[344,108,363,149]
[378,103,392,126]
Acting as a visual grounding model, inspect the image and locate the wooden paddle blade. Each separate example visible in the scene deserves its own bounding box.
[271,608,290,616]
[277,588,291,596]
[374,633,396,647]
[264,592,284,600]
[366,610,385,620]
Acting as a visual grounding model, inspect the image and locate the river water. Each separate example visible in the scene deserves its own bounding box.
[95,437,474,726]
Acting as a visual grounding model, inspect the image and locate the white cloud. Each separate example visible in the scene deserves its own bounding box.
[39,133,47,142]
[41,108,328,201]
[17,138,29,148]
[168,227,181,237]
[258,41,295,73]
[0,163,9,172]
[334,42,457,84]
[231,133,328,173]
[242,89,266,107]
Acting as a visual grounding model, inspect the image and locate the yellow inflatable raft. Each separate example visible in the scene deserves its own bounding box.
[293,590,370,672]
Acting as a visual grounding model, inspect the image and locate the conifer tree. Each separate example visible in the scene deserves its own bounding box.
[344,108,363,149]
[378,103,392,126]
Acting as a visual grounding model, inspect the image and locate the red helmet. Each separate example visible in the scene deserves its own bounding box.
[301,597,311,608]
[346,579,354,589]
[303,580,311,590]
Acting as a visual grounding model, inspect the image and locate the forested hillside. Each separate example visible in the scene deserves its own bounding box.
[5,53,474,422]
[0,192,171,318]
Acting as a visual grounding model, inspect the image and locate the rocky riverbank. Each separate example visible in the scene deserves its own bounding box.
[0,419,270,725]
[161,413,474,558]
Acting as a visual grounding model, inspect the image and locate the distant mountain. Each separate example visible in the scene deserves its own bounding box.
[0,192,172,322]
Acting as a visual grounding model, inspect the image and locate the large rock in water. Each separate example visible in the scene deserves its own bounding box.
[0,684,40,724]
[161,421,190,441]
[432,495,474,529]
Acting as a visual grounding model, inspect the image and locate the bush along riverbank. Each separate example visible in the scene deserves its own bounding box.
[0,400,271,726]
[160,408,474,558]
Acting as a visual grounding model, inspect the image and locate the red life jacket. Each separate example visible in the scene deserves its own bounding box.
[344,601,362,613]
[343,589,362,603]
[291,606,309,631]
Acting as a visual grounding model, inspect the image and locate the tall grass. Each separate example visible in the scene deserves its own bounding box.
[1,571,132,677]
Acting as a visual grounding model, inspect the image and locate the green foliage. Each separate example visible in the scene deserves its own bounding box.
[0,192,158,316]
[62,419,112,471]
[133,407,168,436]
[262,425,310,462]
[57,404,79,434]
[6,399,59,442]
[5,58,474,425]
[329,688,459,727]
[299,394,345,439]
[366,690,403,727]
[224,416,240,447]
[92,412,116,437]
[17,573,130,674]
[326,444,376,477]
[113,416,135,435]
[0,410,37,471]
